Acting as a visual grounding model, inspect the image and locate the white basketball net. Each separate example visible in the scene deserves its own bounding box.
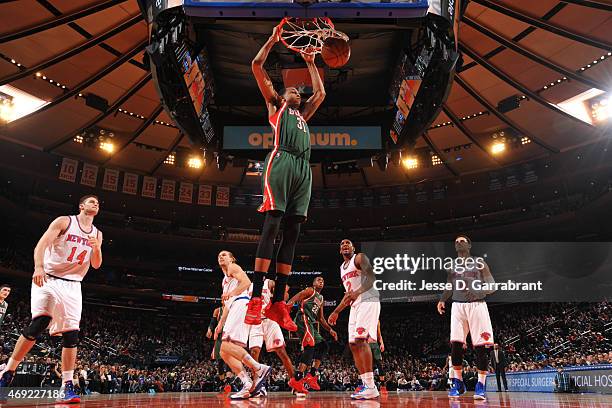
[278,17,349,56]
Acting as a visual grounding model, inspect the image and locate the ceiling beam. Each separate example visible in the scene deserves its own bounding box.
[459,43,595,128]
[150,133,185,175]
[101,105,164,165]
[559,0,612,12]
[471,0,612,51]
[453,75,560,153]
[0,15,142,86]
[463,16,606,91]
[0,0,129,43]
[422,131,460,177]
[45,73,152,152]
[6,41,146,126]
[441,104,501,166]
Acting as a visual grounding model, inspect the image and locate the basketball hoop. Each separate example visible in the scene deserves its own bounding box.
[278,17,349,56]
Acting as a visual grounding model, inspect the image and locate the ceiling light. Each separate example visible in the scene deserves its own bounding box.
[187,157,203,169]
[402,157,418,169]
[491,142,506,155]
[100,142,114,153]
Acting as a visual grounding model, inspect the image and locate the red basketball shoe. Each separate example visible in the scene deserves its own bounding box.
[288,377,309,394]
[245,297,263,325]
[265,301,297,331]
[304,373,321,391]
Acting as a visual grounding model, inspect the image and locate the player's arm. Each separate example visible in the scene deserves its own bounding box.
[479,261,496,296]
[89,230,103,269]
[252,26,282,116]
[302,54,325,122]
[328,293,351,325]
[207,307,220,339]
[437,269,453,315]
[377,320,384,352]
[287,287,315,306]
[317,298,337,341]
[214,305,230,340]
[224,264,252,300]
[300,53,326,121]
[33,216,70,287]
[352,253,376,299]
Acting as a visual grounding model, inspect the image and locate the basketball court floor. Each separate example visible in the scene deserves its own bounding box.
[3,391,612,407]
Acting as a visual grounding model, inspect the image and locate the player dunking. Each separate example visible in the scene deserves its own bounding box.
[247,279,306,396]
[329,239,380,400]
[0,195,103,403]
[288,276,337,394]
[214,251,271,399]
[437,235,496,400]
[246,25,326,331]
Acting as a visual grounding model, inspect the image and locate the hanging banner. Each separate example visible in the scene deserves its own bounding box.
[179,182,193,204]
[102,168,119,191]
[161,179,176,201]
[58,157,78,182]
[80,163,98,187]
[142,176,157,199]
[198,184,212,206]
[122,172,139,195]
[216,186,230,207]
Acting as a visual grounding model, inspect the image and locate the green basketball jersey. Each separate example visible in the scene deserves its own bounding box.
[299,289,323,324]
[270,103,310,161]
[0,301,7,326]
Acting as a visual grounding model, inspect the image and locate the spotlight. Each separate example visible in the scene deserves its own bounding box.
[491,142,505,155]
[187,156,203,169]
[164,154,175,165]
[402,157,418,169]
[100,142,114,153]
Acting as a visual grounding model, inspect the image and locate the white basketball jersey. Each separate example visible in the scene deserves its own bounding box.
[261,279,272,317]
[340,254,379,305]
[43,215,99,282]
[222,269,249,302]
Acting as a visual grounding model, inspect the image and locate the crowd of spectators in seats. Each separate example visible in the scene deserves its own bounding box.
[1,286,608,394]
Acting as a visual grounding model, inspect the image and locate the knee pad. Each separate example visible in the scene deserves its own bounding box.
[256,211,282,260]
[62,330,79,348]
[313,341,329,361]
[450,341,464,367]
[475,346,489,371]
[277,221,301,265]
[299,346,315,366]
[22,315,52,340]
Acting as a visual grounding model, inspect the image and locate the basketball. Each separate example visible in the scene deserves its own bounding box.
[321,37,351,68]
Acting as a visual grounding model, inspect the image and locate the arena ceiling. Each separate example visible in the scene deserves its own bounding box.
[0,0,610,190]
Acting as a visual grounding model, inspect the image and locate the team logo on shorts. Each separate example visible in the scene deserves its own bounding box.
[356,327,366,335]
[480,332,491,341]
[274,339,281,346]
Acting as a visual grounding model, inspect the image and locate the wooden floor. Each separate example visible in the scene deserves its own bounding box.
[3,391,611,407]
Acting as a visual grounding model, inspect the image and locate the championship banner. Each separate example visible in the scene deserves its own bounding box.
[178,182,194,204]
[102,168,119,191]
[122,172,139,195]
[58,157,78,182]
[223,126,382,150]
[161,179,176,201]
[216,186,230,207]
[198,184,212,206]
[80,163,98,187]
[142,176,157,199]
